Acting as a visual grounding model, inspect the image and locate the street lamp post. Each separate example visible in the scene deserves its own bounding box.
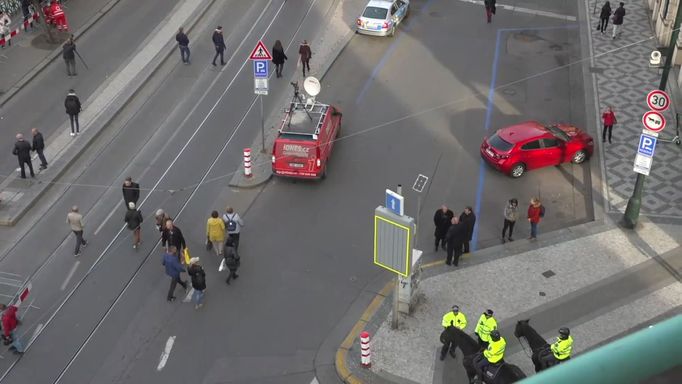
[623,3,682,228]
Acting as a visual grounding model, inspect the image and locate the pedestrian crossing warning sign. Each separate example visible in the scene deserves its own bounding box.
[249,40,272,60]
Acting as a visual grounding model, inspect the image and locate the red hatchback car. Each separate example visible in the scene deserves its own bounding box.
[480,121,594,178]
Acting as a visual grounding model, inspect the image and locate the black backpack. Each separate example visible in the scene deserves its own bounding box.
[224,214,237,232]
[540,205,546,218]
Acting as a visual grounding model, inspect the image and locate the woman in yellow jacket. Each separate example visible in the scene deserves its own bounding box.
[206,210,226,257]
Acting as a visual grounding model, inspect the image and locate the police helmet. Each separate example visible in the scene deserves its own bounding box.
[485,309,494,316]
[490,330,501,341]
[559,327,570,339]
[452,305,459,313]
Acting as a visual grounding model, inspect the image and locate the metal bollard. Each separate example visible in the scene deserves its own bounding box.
[243,148,252,177]
[360,331,371,368]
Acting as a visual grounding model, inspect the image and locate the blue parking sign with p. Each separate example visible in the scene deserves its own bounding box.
[638,133,657,157]
[253,60,268,78]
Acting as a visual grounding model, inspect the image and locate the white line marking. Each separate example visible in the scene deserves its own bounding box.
[156,336,176,371]
[94,203,121,235]
[60,261,80,291]
[310,378,319,384]
[29,324,43,346]
[182,288,194,303]
[457,0,577,21]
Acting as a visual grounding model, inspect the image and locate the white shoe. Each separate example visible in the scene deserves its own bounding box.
[70,132,75,137]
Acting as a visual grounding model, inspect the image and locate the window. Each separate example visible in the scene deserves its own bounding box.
[363,7,388,19]
[391,3,399,15]
[541,138,560,148]
[521,140,541,150]
[488,133,513,151]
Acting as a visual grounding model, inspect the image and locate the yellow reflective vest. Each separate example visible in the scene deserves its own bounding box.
[442,311,468,330]
[474,315,497,342]
[484,337,506,363]
[551,336,573,360]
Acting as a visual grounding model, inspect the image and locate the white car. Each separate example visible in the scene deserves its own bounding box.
[356,0,410,37]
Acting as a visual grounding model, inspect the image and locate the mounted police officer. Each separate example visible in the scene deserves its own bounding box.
[440,305,468,360]
[474,329,506,381]
[540,327,573,368]
[474,309,498,349]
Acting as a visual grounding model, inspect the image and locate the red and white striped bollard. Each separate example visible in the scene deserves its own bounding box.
[243,148,252,177]
[360,331,371,368]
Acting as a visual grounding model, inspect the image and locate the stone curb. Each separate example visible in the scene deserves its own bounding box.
[228,7,357,189]
[0,0,123,108]
[0,0,217,226]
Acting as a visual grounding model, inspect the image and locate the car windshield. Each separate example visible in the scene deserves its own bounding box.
[545,125,570,142]
[488,133,513,151]
[363,6,388,19]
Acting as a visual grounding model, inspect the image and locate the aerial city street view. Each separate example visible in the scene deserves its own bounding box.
[0,0,680,383]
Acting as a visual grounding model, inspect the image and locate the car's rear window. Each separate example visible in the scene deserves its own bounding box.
[488,133,513,151]
[363,6,388,19]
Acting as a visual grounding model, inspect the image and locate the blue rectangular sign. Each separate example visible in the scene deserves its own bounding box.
[385,189,404,216]
[253,60,269,78]
[638,133,657,158]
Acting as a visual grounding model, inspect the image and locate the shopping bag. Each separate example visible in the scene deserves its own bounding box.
[183,248,191,265]
[206,237,213,251]
[218,258,226,272]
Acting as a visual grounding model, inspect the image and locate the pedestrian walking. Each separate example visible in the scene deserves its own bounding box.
[445,217,465,266]
[21,0,32,24]
[598,1,611,34]
[527,197,544,240]
[64,89,82,136]
[601,106,616,143]
[187,257,206,309]
[272,40,287,78]
[161,219,186,255]
[206,210,225,257]
[162,246,187,302]
[211,26,226,66]
[298,40,312,77]
[12,134,34,179]
[501,198,518,243]
[612,2,625,39]
[433,205,454,252]
[459,207,476,254]
[124,202,143,249]
[0,304,24,355]
[224,237,240,285]
[31,128,48,170]
[62,36,77,76]
[122,177,140,208]
[440,305,467,360]
[155,209,171,232]
[484,0,496,23]
[67,205,87,256]
[176,27,190,64]
[222,206,244,251]
[0,11,11,48]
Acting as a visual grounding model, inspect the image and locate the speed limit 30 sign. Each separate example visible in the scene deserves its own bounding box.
[646,90,670,112]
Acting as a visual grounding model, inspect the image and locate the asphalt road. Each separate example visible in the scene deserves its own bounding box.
[0,0,590,383]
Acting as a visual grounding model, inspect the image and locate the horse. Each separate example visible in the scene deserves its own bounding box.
[514,319,553,372]
[440,326,527,384]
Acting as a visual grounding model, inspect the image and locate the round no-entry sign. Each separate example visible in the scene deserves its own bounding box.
[646,90,670,112]
[642,110,666,132]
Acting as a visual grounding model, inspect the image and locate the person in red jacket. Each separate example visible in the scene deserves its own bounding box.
[0,304,24,354]
[601,106,616,144]
[527,197,543,240]
[49,0,68,31]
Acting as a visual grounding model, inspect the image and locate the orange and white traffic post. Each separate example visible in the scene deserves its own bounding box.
[243,148,252,177]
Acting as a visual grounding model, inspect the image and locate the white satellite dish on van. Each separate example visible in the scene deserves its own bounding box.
[303,76,321,97]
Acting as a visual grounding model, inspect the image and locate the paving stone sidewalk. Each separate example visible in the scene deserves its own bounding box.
[588,0,682,218]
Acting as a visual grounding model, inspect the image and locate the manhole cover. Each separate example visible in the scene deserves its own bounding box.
[542,270,556,278]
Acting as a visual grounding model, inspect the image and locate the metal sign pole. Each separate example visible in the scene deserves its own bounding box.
[260,95,266,153]
[391,184,403,329]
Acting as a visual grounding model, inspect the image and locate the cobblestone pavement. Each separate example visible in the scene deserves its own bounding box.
[588,0,682,217]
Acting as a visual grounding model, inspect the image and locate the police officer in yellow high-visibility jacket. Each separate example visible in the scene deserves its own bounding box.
[440,305,467,360]
[540,327,573,368]
[474,329,506,379]
[474,309,497,349]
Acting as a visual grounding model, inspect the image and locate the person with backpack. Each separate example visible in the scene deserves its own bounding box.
[222,206,244,251]
[124,202,143,249]
[527,197,544,240]
[224,237,240,285]
[187,257,206,310]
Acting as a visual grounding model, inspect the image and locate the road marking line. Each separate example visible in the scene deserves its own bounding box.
[28,324,43,346]
[156,336,176,371]
[60,261,80,291]
[183,288,194,302]
[94,203,121,235]
[0,277,24,287]
[457,0,577,21]
[310,377,319,384]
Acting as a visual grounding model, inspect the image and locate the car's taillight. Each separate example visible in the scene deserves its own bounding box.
[316,158,321,167]
[383,22,389,29]
[271,155,276,163]
[357,18,362,26]
[497,153,510,159]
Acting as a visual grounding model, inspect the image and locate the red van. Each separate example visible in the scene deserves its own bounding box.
[272,101,342,179]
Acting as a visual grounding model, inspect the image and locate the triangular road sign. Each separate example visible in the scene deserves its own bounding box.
[249,40,272,60]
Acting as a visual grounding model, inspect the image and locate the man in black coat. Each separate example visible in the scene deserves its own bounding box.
[175,27,190,64]
[433,205,454,252]
[161,219,187,255]
[64,89,82,136]
[62,36,77,76]
[31,128,48,170]
[12,133,34,179]
[460,207,476,254]
[211,26,226,66]
[445,217,466,266]
[122,177,140,208]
